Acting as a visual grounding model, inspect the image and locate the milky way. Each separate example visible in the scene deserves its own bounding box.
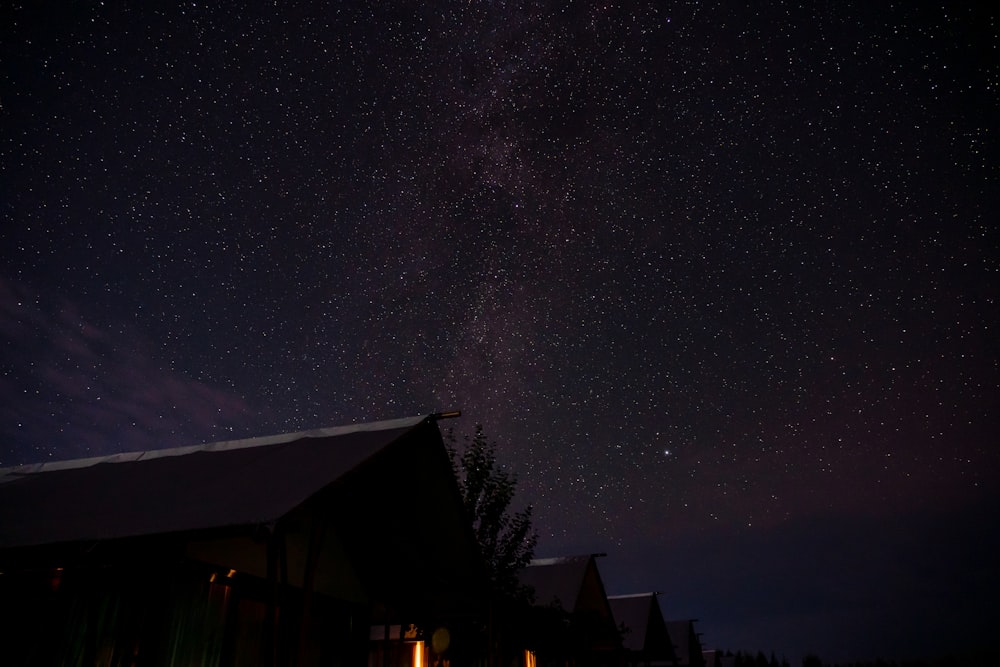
[2,2,998,661]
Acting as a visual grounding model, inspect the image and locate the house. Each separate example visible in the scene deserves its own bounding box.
[665,620,706,667]
[607,593,677,667]
[0,415,487,667]
[517,554,623,667]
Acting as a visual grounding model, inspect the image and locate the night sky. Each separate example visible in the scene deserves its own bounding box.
[2,1,998,663]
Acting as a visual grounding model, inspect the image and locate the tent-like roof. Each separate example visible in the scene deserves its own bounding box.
[666,619,704,667]
[519,554,597,611]
[608,593,656,651]
[518,554,622,654]
[608,592,676,661]
[0,415,432,551]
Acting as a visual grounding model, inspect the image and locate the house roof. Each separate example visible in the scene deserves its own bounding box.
[519,554,623,652]
[519,553,619,618]
[608,592,676,661]
[0,415,430,551]
[519,554,596,610]
[608,593,656,651]
[666,619,702,666]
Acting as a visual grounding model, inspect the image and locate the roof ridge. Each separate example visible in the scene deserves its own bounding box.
[0,414,430,478]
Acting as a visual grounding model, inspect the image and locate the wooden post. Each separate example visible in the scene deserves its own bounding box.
[297,515,325,665]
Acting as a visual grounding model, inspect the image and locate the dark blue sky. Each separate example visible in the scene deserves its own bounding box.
[2,2,997,662]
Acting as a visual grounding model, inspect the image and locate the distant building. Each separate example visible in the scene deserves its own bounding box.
[608,592,678,667]
[665,620,706,667]
[0,415,487,667]
[518,554,623,667]
[701,649,725,667]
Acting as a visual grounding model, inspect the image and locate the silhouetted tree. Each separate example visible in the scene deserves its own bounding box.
[445,424,537,594]
[445,425,538,667]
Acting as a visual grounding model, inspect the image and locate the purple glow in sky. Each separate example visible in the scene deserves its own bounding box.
[2,2,998,663]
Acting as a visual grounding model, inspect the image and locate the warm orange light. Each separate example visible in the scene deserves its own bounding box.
[209,572,217,583]
[524,649,537,667]
[412,641,425,667]
[226,568,237,578]
[49,567,65,592]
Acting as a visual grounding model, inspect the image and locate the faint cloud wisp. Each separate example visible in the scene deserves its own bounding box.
[0,276,254,465]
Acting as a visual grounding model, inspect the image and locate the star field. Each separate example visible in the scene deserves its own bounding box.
[2,2,998,662]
